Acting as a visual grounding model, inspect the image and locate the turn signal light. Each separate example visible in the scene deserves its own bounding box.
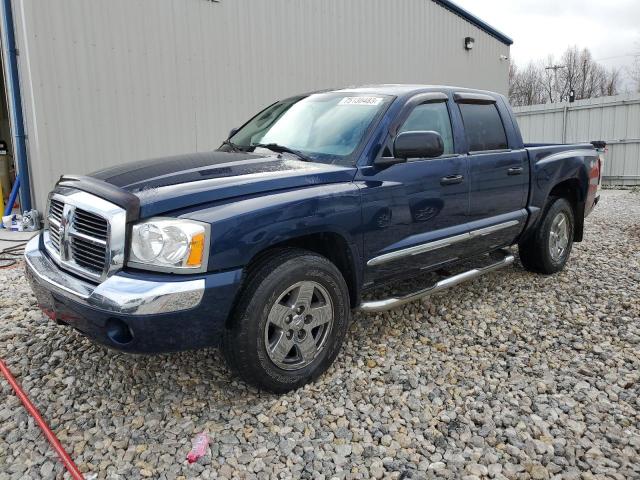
[187,232,206,267]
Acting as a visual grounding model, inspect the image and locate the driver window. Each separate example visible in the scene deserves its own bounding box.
[398,102,454,155]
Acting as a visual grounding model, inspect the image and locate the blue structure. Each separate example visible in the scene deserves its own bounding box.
[0,0,31,212]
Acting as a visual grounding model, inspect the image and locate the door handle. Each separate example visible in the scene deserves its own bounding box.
[440,174,464,186]
[507,167,523,176]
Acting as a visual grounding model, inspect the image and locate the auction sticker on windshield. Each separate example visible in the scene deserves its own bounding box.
[338,96,384,106]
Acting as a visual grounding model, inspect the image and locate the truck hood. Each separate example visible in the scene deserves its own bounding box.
[89,151,356,217]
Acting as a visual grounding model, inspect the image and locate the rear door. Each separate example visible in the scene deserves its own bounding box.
[455,93,528,253]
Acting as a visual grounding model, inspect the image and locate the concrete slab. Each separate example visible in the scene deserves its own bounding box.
[0,229,39,252]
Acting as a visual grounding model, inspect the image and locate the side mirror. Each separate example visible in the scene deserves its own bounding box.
[228,127,239,139]
[394,131,444,160]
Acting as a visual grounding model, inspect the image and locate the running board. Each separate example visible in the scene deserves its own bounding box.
[357,249,515,313]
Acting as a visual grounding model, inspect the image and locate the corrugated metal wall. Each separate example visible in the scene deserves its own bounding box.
[11,0,510,210]
[514,93,640,186]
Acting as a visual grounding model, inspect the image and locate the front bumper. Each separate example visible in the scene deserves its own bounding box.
[24,235,243,353]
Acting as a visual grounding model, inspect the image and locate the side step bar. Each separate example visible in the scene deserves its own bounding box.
[357,249,515,313]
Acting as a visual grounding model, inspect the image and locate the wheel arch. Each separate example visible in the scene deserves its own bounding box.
[249,232,361,309]
[225,231,362,329]
[522,173,588,245]
[548,178,585,242]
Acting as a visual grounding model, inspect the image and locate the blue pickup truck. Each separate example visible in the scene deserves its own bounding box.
[25,85,602,392]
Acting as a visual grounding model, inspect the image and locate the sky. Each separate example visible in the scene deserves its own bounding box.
[454,0,640,77]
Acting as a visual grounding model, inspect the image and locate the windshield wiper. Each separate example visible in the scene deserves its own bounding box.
[252,143,313,162]
[221,139,243,152]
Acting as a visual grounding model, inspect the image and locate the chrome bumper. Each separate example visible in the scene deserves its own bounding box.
[24,235,205,315]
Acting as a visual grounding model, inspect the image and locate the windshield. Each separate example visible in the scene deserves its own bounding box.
[227,92,393,165]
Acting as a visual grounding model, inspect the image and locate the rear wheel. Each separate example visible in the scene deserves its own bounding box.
[222,248,350,393]
[518,197,575,274]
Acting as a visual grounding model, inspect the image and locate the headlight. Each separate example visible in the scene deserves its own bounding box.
[128,218,210,273]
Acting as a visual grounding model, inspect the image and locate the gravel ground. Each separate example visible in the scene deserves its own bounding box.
[1,189,639,480]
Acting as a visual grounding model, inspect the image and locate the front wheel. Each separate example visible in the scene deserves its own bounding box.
[518,197,575,274]
[222,248,350,393]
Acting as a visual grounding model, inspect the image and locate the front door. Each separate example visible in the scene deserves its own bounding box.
[357,95,470,287]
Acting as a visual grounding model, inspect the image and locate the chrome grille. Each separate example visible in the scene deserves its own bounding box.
[44,189,127,283]
[73,209,108,239]
[69,215,108,273]
[49,198,64,222]
[48,199,64,252]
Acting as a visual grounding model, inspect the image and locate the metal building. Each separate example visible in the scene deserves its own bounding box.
[0,0,512,213]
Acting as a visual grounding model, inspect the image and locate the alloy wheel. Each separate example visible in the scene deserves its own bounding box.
[549,212,570,262]
[264,281,334,370]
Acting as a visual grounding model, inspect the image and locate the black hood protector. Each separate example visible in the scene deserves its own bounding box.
[90,151,264,190]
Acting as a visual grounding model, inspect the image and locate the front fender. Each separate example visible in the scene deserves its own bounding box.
[182,184,363,273]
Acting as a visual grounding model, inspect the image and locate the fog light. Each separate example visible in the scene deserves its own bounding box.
[106,318,134,345]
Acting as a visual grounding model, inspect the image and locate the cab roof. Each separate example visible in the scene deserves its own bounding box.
[332,84,502,99]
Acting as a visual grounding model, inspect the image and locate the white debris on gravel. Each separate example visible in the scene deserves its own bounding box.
[1,189,639,480]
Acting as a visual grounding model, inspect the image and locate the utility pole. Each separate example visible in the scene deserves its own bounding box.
[545,64,566,102]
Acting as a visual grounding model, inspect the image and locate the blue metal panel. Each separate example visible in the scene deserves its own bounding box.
[0,0,31,211]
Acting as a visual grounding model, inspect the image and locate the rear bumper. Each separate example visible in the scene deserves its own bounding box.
[24,235,243,353]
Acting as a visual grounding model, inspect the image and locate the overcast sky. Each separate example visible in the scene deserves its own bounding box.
[454,0,640,75]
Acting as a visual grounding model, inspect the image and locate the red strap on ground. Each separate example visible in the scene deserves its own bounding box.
[0,358,84,480]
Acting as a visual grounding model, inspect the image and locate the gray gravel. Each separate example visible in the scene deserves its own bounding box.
[1,189,639,480]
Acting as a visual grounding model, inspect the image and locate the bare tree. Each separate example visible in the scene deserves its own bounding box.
[508,61,518,103]
[601,67,621,97]
[558,47,579,100]
[508,60,546,107]
[509,46,623,106]
[630,50,640,93]
[541,55,558,103]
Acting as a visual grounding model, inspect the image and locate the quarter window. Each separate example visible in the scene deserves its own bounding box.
[398,102,454,155]
[458,103,508,151]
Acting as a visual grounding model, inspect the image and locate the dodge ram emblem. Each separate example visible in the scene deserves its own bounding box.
[58,220,66,257]
[58,206,73,260]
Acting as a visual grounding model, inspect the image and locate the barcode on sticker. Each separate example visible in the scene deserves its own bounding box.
[338,97,383,106]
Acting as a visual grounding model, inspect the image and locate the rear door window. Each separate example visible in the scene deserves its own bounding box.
[459,103,508,152]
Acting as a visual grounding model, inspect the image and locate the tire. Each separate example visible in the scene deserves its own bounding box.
[222,248,351,393]
[518,197,575,274]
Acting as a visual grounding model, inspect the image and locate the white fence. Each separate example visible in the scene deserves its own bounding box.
[514,93,640,186]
